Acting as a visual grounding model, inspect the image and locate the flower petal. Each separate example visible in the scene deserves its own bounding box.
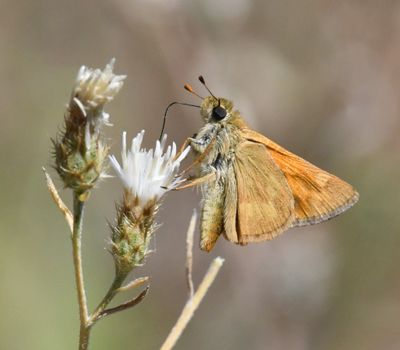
[109,131,189,206]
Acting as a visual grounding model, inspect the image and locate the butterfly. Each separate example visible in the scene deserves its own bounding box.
[171,76,359,252]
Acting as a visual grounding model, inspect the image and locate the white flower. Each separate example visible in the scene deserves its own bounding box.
[72,58,126,128]
[109,131,190,206]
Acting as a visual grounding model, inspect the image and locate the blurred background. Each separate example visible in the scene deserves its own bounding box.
[1,0,400,349]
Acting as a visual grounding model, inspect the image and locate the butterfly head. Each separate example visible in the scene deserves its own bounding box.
[200,96,233,123]
[184,76,234,124]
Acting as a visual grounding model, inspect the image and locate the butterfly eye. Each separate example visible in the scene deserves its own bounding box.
[212,106,227,121]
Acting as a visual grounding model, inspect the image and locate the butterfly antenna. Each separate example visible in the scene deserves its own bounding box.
[198,75,218,102]
[184,84,204,100]
[159,101,200,141]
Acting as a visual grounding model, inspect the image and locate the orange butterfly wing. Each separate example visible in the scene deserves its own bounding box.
[228,140,295,244]
[240,128,359,227]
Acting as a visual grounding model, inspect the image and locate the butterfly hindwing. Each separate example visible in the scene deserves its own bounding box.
[233,140,294,243]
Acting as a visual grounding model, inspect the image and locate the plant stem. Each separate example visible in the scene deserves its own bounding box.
[79,325,91,350]
[160,257,224,350]
[72,193,90,350]
[185,212,196,299]
[90,273,128,324]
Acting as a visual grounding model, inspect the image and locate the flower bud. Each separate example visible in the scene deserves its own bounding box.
[111,193,156,274]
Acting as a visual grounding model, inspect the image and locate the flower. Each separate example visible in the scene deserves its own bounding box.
[72,58,126,129]
[109,131,190,207]
[109,131,190,274]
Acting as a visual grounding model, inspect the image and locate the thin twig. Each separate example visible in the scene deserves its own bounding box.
[160,257,224,350]
[42,167,73,233]
[116,276,149,293]
[97,287,149,320]
[186,211,197,298]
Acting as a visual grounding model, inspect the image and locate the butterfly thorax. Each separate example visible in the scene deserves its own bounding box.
[191,96,249,179]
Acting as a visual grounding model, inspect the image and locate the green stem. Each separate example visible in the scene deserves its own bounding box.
[90,272,128,324]
[79,325,91,350]
[72,193,90,350]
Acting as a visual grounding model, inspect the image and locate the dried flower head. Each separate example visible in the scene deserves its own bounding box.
[72,58,126,131]
[109,131,190,274]
[53,59,125,198]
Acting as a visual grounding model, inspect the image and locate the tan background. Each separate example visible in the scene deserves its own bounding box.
[1,1,400,349]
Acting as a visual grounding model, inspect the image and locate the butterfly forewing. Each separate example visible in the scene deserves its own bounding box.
[241,129,359,227]
[233,140,294,243]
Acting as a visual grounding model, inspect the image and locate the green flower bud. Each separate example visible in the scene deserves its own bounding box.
[110,196,157,275]
[53,129,108,198]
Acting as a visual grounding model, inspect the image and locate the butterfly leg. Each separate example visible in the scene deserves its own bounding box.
[177,136,217,176]
[174,172,216,190]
